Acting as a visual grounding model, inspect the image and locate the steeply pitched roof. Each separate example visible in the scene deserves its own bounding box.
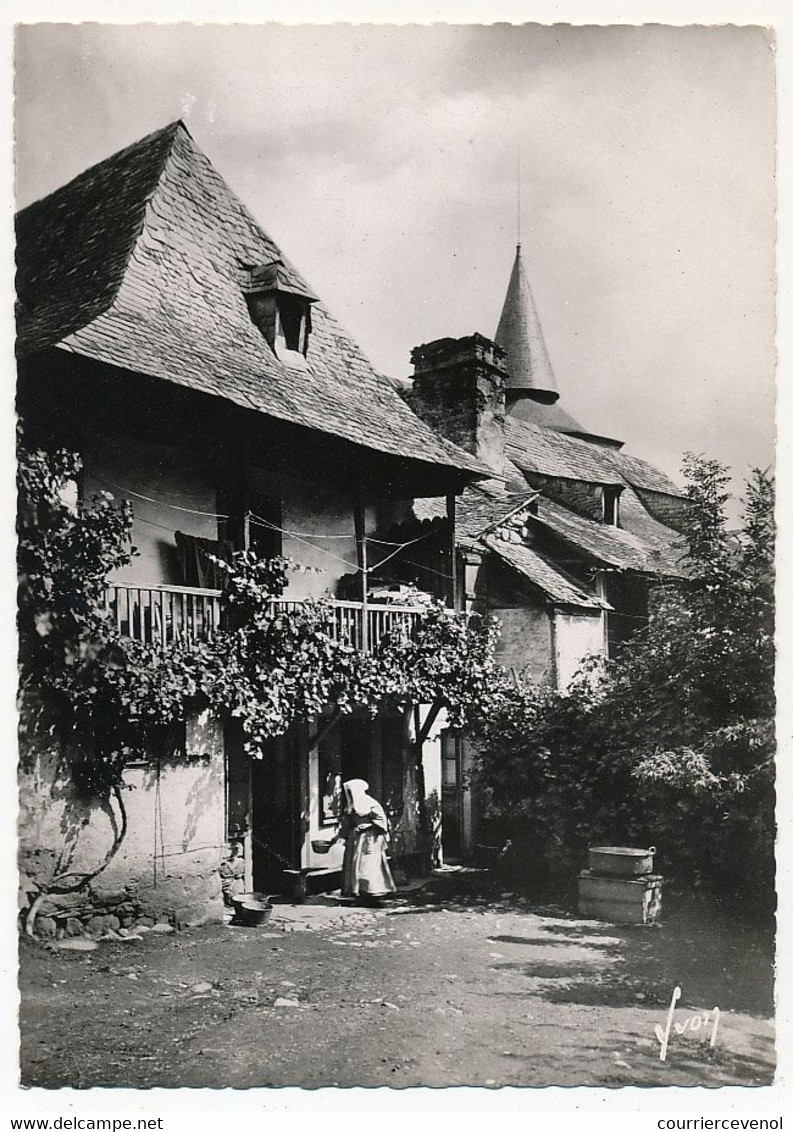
[16,122,486,479]
[484,535,610,610]
[505,416,685,498]
[602,449,683,496]
[16,123,178,355]
[495,244,558,399]
[506,417,625,486]
[530,494,687,577]
[508,397,624,449]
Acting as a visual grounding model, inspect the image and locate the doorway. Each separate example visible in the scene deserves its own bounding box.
[441,729,463,862]
[251,730,303,893]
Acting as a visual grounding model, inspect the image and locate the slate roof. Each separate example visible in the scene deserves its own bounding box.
[16,122,486,479]
[484,535,610,610]
[505,417,625,486]
[16,124,177,355]
[495,244,558,398]
[505,416,684,497]
[530,494,687,577]
[456,484,536,545]
[602,449,683,496]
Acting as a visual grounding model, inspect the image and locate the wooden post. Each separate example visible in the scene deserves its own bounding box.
[354,477,369,651]
[446,489,458,609]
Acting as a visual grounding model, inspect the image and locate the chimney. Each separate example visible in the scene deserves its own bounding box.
[408,334,507,476]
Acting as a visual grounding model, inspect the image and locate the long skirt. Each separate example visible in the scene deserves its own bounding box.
[341,827,397,897]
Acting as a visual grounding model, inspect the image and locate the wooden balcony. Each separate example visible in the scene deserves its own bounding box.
[105,584,423,651]
[105,583,222,648]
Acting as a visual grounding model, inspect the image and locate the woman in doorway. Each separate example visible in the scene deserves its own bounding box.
[330,779,397,904]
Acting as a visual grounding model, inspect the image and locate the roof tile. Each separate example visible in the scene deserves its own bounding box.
[484,535,610,609]
[17,122,486,478]
[530,493,687,576]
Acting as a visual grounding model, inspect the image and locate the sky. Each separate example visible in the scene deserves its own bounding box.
[14,22,777,497]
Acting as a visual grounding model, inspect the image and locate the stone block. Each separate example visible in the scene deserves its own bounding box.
[36,917,57,939]
[39,891,92,918]
[93,888,129,908]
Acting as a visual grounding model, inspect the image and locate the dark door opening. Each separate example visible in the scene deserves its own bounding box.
[441,730,463,862]
[251,730,301,893]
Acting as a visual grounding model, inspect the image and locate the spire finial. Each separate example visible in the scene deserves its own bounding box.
[517,145,522,250]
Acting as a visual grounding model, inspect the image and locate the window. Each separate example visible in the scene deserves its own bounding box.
[441,730,460,787]
[244,259,317,363]
[602,486,621,526]
[277,293,310,354]
[318,724,343,826]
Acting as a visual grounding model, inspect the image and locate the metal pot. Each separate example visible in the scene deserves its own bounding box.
[231,892,273,927]
[588,846,656,877]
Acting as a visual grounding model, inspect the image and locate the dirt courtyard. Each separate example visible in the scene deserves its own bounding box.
[19,871,775,1090]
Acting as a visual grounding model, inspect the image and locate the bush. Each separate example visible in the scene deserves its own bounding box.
[470,459,775,914]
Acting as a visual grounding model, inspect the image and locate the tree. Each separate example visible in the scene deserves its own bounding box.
[470,457,775,910]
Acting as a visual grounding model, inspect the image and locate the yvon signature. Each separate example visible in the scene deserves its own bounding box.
[655,986,720,1061]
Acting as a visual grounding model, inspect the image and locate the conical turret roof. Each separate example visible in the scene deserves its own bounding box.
[495,244,559,402]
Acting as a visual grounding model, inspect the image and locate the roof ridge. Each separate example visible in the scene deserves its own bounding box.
[16,121,183,218]
[19,122,491,478]
[16,122,184,356]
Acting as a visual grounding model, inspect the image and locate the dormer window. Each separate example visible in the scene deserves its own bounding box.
[602,486,621,526]
[243,259,318,366]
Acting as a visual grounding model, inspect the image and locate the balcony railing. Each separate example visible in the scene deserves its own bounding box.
[105,583,223,648]
[105,584,423,651]
[269,598,423,652]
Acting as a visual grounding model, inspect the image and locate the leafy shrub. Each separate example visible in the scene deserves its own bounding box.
[470,458,775,913]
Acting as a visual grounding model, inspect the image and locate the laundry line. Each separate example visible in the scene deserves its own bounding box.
[248,511,439,577]
[94,476,443,558]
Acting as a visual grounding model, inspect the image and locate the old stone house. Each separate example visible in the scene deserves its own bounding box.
[402,246,690,860]
[15,121,487,931]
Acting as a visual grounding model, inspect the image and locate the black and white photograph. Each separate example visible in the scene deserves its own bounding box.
[10,11,781,1108]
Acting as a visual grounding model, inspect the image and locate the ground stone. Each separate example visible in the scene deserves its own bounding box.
[65,919,83,937]
[149,923,174,934]
[36,918,56,939]
[54,938,98,952]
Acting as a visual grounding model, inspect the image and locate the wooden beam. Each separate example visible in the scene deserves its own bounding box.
[417,699,443,748]
[354,474,369,651]
[446,491,457,609]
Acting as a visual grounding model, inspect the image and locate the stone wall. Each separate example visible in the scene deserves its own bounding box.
[554,610,606,688]
[493,605,555,685]
[19,699,226,938]
[408,334,507,475]
[527,475,610,522]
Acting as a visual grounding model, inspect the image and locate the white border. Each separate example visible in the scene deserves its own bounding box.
[1,2,789,1123]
